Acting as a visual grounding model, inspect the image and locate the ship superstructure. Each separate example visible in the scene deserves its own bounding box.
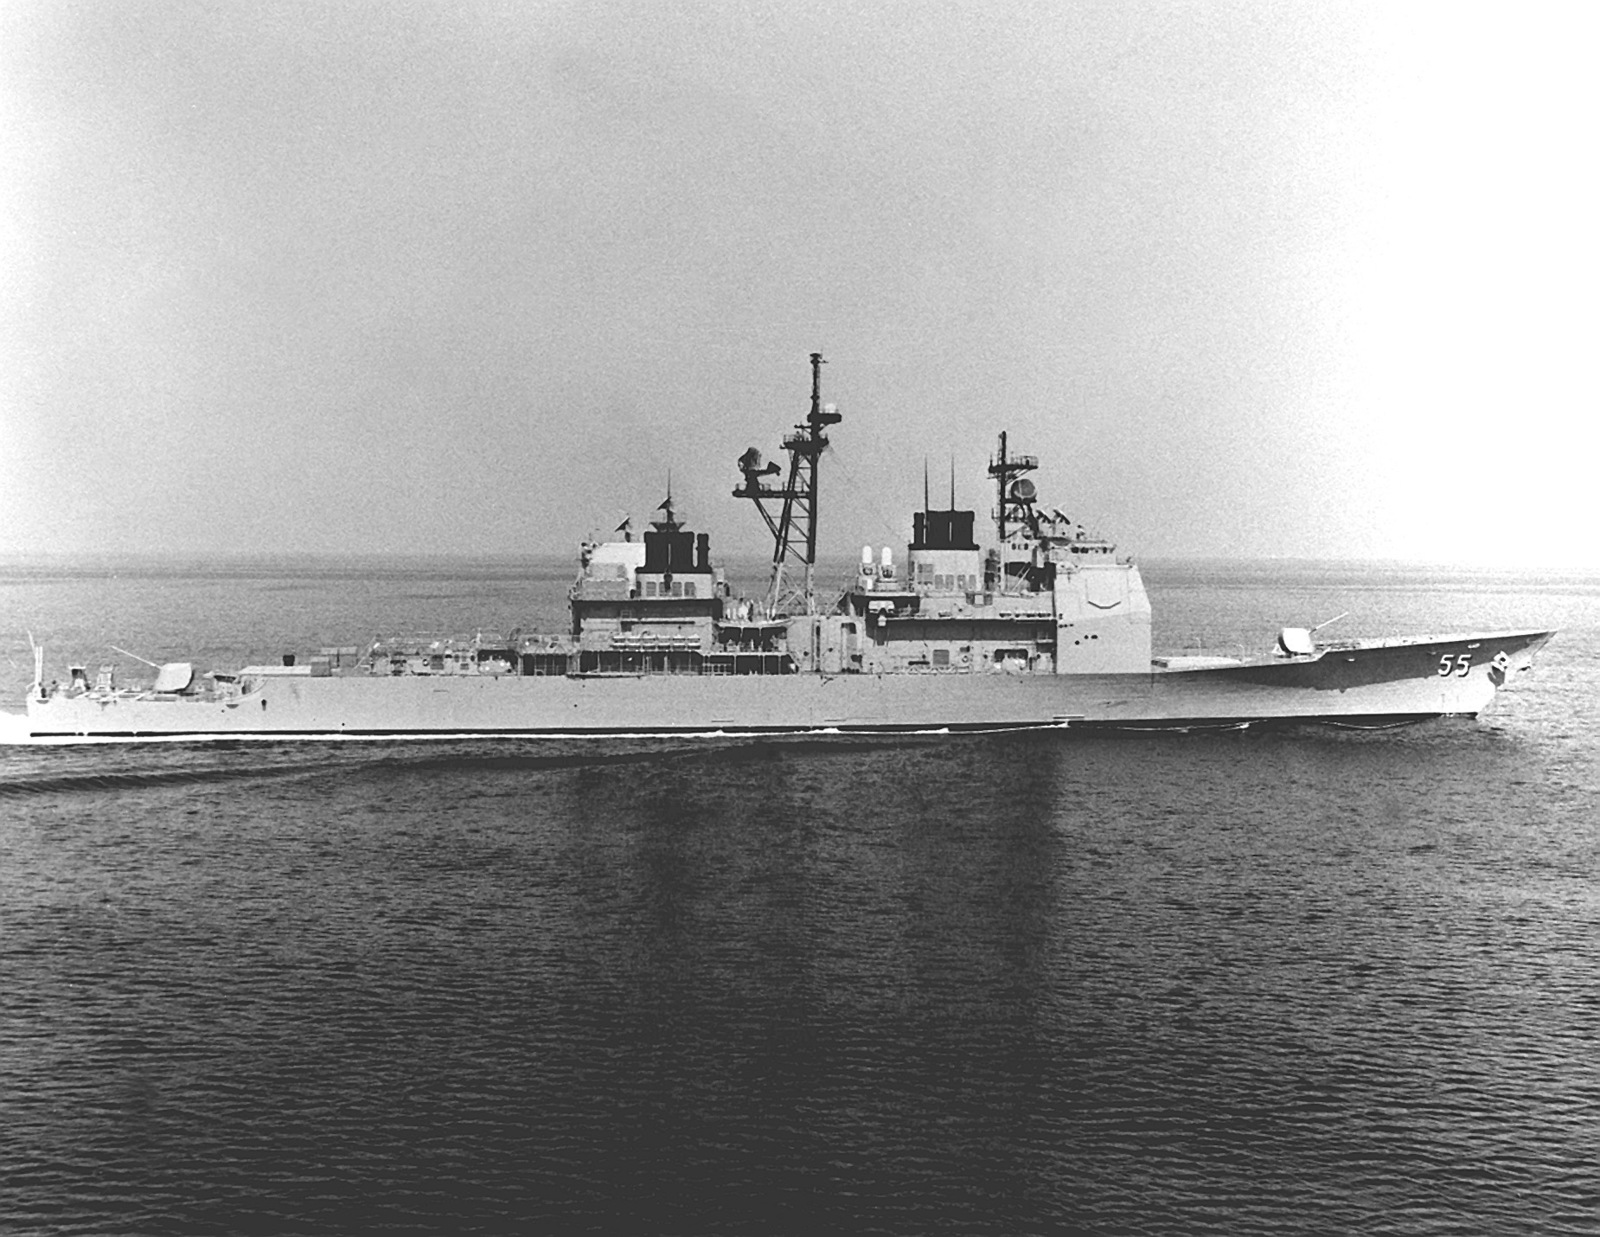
[12,354,1553,739]
[835,436,1148,679]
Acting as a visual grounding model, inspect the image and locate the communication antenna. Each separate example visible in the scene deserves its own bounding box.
[734,352,842,616]
[27,630,43,698]
[654,470,678,530]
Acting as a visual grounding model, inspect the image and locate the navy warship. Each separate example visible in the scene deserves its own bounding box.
[15,354,1553,740]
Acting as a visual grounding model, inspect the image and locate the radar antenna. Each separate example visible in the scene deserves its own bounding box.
[734,352,841,616]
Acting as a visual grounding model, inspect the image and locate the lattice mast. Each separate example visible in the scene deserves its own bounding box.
[988,430,1042,589]
[734,352,842,616]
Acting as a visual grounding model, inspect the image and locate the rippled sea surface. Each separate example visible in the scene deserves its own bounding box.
[3,556,1598,1235]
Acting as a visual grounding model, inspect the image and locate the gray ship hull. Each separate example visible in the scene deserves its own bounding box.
[15,630,1552,740]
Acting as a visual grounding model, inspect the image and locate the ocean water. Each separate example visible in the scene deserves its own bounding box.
[1,555,1597,1235]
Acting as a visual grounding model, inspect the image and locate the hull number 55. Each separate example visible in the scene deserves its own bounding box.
[1438,652,1473,676]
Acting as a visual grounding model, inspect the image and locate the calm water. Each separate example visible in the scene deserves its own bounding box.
[2,556,1598,1235]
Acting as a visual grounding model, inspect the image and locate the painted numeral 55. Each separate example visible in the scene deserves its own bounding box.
[1437,653,1472,677]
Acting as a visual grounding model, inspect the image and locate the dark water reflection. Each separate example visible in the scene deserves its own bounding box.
[4,729,1597,1235]
[4,556,1599,1234]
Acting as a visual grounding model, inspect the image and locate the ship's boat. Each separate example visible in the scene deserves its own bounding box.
[14,355,1553,740]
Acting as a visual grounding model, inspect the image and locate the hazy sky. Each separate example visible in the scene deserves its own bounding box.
[3,1,1596,565]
